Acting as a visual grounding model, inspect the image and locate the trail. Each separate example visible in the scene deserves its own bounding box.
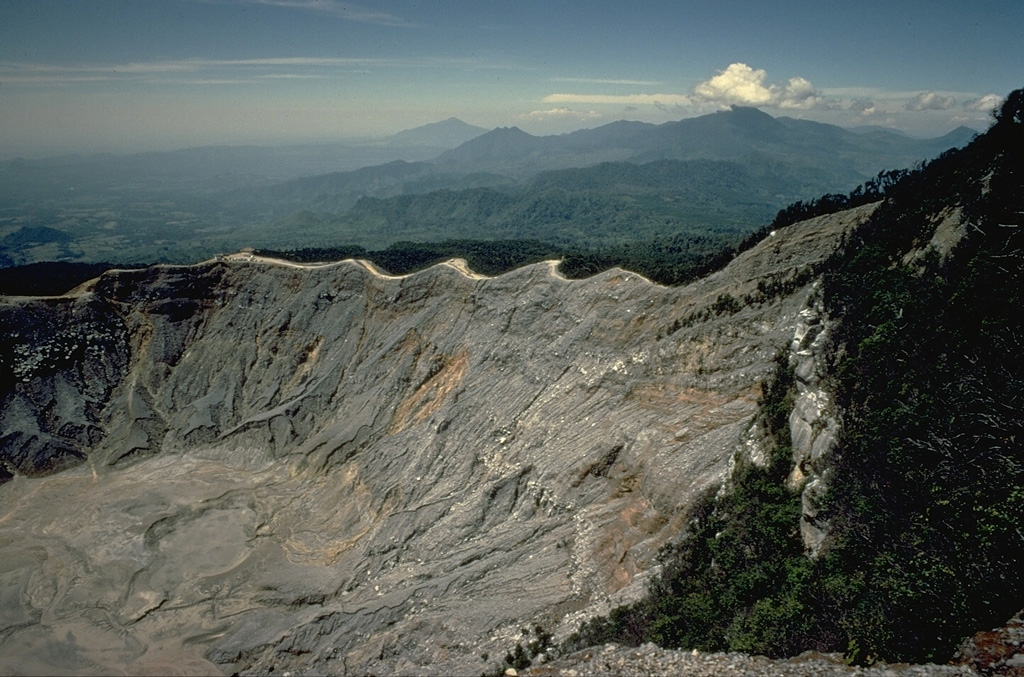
[221,250,528,282]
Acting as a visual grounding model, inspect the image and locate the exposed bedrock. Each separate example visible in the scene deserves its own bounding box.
[0,205,873,675]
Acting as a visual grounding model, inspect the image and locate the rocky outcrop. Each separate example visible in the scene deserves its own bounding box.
[955,610,1024,676]
[0,205,871,675]
[785,284,840,555]
[782,200,971,557]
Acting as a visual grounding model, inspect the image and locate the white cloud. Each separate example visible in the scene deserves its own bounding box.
[964,93,1003,112]
[0,56,388,75]
[694,63,774,106]
[906,91,957,111]
[542,64,831,117]
[0,73,114,85]
[0,55,489,87]
[776,76,826,110]
[161,78,255,85]
[520,107,601,121]
[543,92,692,106]
[550,77,661,86]
[849,98,876,116]
[129,57,390,71]
[258,73,327,79]
[693,63,827,110]
[208,0,410,26]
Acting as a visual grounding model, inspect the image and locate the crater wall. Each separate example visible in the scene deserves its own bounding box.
[0,205,872,675]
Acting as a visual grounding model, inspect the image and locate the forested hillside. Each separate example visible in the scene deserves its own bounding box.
[255,232,737,288]
[0,107,975,268]
[272,157,798,252]
[563,89,1024,667]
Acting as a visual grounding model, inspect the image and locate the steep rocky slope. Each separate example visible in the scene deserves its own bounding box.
[0,205,872,675]
[539,92,1024,674]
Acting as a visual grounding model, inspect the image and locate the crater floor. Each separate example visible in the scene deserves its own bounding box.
[0,205,873,675]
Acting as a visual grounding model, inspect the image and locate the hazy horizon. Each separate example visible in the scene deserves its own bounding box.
[1,0,1019,158]
[0,110,989,163]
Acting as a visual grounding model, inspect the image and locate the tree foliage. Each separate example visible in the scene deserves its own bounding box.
[814,87,1024,662]
[565,88,1024,665]
[258,233,741,287]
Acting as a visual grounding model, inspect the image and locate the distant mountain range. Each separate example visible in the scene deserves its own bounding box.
[0,118,491,197]
[436,106,976,178]
[228,107,976,215]
[385,117,488,147]
[211,107,976,251]
[0,108,979,265]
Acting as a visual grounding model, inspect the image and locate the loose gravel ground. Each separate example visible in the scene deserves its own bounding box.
[522,643,980,677]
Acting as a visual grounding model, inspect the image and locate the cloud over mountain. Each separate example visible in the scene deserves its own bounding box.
[694,63,827,110]
[520,107,601,121]
[964,93,1003,112]
[543,92,692,106]
[906,91,957,111]
[849,98,876,116]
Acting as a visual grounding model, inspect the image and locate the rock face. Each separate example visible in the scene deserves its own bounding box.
[955,610,1024,676]
[0,205,871,675]
[785,285,840,555]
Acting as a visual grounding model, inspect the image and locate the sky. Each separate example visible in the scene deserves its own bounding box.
[0,0,1021,158]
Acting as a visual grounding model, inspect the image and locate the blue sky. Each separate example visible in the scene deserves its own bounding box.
[0,0,1020,157]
